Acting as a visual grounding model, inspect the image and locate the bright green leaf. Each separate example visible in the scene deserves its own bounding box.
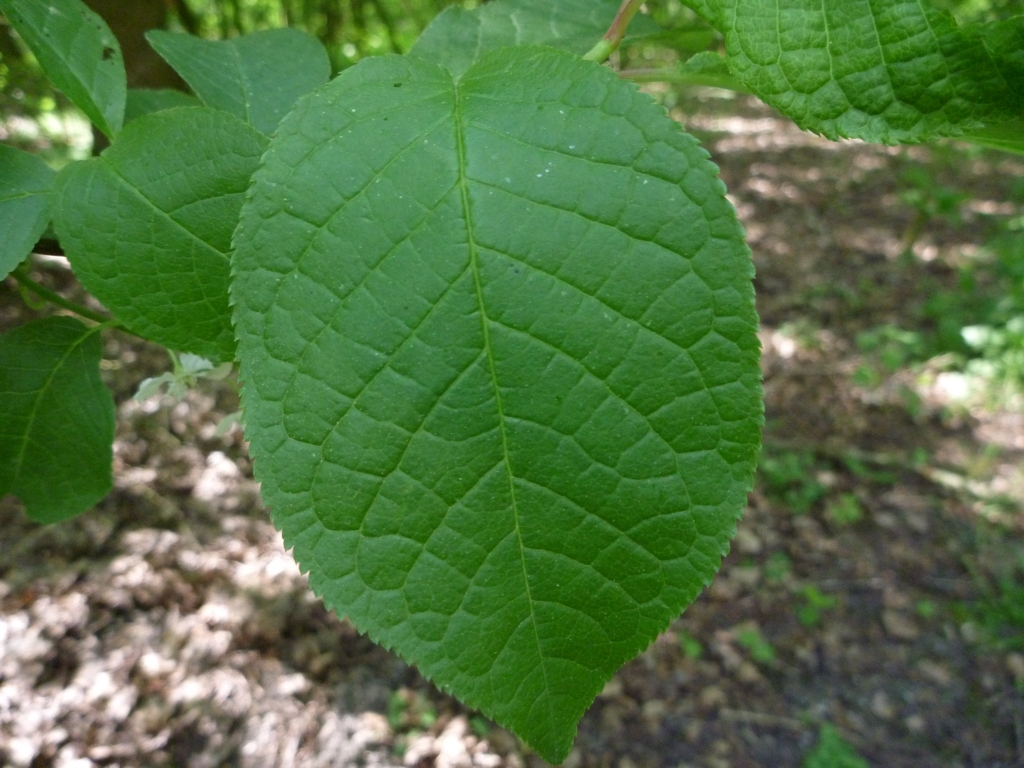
[232,48,761,761]
[0,316,114,523]
[0,144,55,279]
[53,107,268,361]
[0,0,126,137]
[410,0,661,76]
[704,0,1024,143]
[123,87,202,125]
[146,28,331,135]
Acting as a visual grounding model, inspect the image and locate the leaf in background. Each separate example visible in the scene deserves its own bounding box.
[0,0,125,137]
[53,107,268,361]
[651,26,717,57]
[123,88,202,125]
[146,28,331,135]
[702,0,1024,143]
[232,48,761,760]
[410,0,661,76]
[0,144,55,279]
[0,316,115,524]
[961,119,1024,155]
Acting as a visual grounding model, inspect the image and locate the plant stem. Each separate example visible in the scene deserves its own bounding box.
[11,265,117,326]
[583,0,645,63]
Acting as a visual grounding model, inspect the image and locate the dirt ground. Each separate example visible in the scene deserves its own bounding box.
[2,89,1024,768]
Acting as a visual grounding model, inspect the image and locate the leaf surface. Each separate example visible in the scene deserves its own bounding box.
[0,144,55,279]
[124,88,202,125]
[410,0,660,76]
[54,107,268,361]
[702,0,1024,143]
[232,48,761,760]
[0,0,125,137]
[146,28,331,135]
[0,316,114,523]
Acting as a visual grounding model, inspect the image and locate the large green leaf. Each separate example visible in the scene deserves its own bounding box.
[698,0,1024,143]
[0,0,125,137]
[0,144,55,279]
[232,48,761,761]
[53,107,268,361]
[0,316,115,523]
[146,28,331,135]
[410,0,661,76]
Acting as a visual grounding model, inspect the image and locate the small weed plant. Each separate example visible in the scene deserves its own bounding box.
[1,0,1022,758]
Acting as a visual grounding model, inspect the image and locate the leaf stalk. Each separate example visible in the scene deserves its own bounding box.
[583,0,645,63]
[11,264,121,328]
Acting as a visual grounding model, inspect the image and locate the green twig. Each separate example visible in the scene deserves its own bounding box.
[11,265,119,327]
[584,0,645,63]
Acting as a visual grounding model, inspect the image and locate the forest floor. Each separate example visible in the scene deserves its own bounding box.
[2,89,1024,768]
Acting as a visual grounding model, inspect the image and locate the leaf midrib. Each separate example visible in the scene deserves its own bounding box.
[97,159,229,264]
[451,74,554,723]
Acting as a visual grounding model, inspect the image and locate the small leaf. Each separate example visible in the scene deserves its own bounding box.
[680,51,730,77]
[133,373,176,402]
[0,144,55,279]
[410,0,661,76]
[213,410,242,437]
[146,28,331,135]
[0,316,115,523]
[233,48,761,761]
[704,0,1024,143]
[203,362,234,381]
[124,87,202,125]
[53,107,268,361]
[0,0,126,137]
[178,353,216,376]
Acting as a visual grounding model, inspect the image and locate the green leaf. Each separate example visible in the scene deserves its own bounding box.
[681,0,721,27]
[0,0,126,137]
[232,48,761,761]
[960,119,1024,154]
[146,28,331,135]
[705,0,1024,143]
[0,144,55,279]
[410,0,661,76]
[0,316,115,523]
[123,87,202,125]
[53,107,268,361]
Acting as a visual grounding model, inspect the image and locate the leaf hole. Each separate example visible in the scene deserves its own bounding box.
[393,82,402,87]
[101,46,115,61]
